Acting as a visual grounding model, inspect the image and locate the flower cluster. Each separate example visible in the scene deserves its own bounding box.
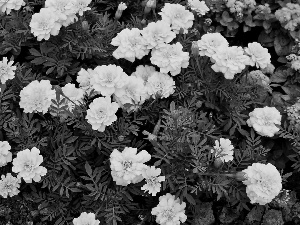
[73,212,100,225]
[0,141,12,167]
[0,0,25,15]
[212,138,234,163]
[30,0,92,41]
[0,57,16,84]
[110,147,151,186]
[275,3,300,32]
[0,173,20,198]
[287,54,300,71]
[12,147,47,183]
[187,0,209,16]
[19,80,56,114]
[151,193,187,225]
[242,163,282,205]
[247,106,281,137]
[225,0,256,13]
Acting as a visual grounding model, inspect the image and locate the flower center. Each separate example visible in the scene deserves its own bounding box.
[106,73,114,83]
[4,183,13,191]
[24,162,34,172]
[38,21,50,30]
[146,176,158,185]
[122,161,132,170]
[96,109,106,119]
[0,65,9,74]
[162,208,175,221]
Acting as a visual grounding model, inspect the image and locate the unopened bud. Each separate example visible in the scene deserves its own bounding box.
[115,10,123,20]
[146,0,156,9]
[191,41,199,57]
[179,28,185,34]
[141,19,147,25]
[115,2,127,20]
[144,5,151,15]
[81,21,89,30]
[204,18,212,26]
[214,158,223,168]
[235,171,247,181]
[118,135,125,141]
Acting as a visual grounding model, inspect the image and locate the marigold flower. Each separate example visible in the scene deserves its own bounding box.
[0,141,12,167]
[187,0,210,16]
[131,65,156,84]
[0,0,25,14]
[77,68,95,95]
[66,0,92,16]
[73,212,100,225]
[212,138,234,162]
[61,83,84,111]
[146,72,175,98]
[242,163,282,205]
[151,193,187,225]
[0,173,20,198]
[197,33,229,57]
[141,166,165,196]
[12,147,47,183]
[0,57,16,84]
[245,42,271,69]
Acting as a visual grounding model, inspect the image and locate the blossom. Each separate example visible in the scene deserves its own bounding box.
[113,76,149,112]
[131,65,156,84]
[146,72,175,98]
[242,163,282,205]
[110,147,151,186]
[30,8,62,41]
[197,33,229,57]
[0,57,16,84]
[247,106,281,137]
[211,46,250,79]
[61,83,84,111]
[212,138,234,162]
[141,21,176,49]
[86,97,119,132]
[159,3,194,34]
[0,141,12,167]
[0,173,20,198]
[117,2,127,11]
[66,0,92,16]
[187,0,210,16]
[151,193,187,225]
[150,42,189,76]
[0,0,25,14]
[225,0,256,13]
[91,65,128,96]
[12,147,47,183]
[73,212,100,225]
[244,70,271,91]
[19,80,56,114]
[111,28,150,62]
[245,42,271,69]
[77,68,95,95]
[141,166,165,196]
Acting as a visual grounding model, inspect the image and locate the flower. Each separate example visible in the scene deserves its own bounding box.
[151,193,187,225]
[86,97,119,132]
[212,138,234,162]
[159,3,194,34]
[261,63,275,74]
[141,21,176,49]
[0,141,12,167]
[73,212,100,225]
[30,8,62,41]
[150,42,189,76]
[187,0,209,16]
[113,76,149,112]
[211,46,250,79]
[117,2,127,11]
[247,106,281,137]
[77,68,95,95]
[197,33,229,57]
[0,57,16,84]
[141,166,165,196]
[146,72,175,98]
[66,0,92,16]
[243,70,271,91]
[245,42,271,69]
[61,83,84,111]
[0,0,25,14]
[111,28,150,62]
[131,65,156,84]
[110,147,151,186]
[12,147,47,183]
[91,65,128,96]
[19,80,56,114]
[0,173,20,198]
[242,163,282,205]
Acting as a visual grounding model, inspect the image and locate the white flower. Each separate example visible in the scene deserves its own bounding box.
[0,141,12,167]
[113,76,149,112]
[0,57,16,84]
[86,97,119,132]
[91,65,128,96]
[19,80,56,114]
[150,42,189,76]
[0,0,25,14]
[141,166,165,196]
[247,106,281,137]
[187,0,209,16]
[111,28,150,62]
[66,0,92,16]
[141,21,176,49]
[110,147,151,186]
[12,147,47,183]
[242,163,282,205]
[245,42,271,69]
[61,83,84,111]
[77,68,95,95]
[30,8,62,41]
[0,173,20,198]
[212,138,234,162]
[44,0,78,27]
[117,2,127,11]
[131,65,156,84]
[146,72,175,98]
[151,193,187,225]
[211,46,250,79]
[197,33,229,57]
[73,212,100,225]
[159,3,194,34]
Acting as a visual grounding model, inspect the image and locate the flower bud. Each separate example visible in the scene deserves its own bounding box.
[144,5,151,15]
[179,28,184,34]
[81,21,89,30]
[141,19,147,25]
[115,10,123,20]
[204,18,212,26]
[214,158,223,168]
[146,0,156,9]
[235,171,247,181]
[191,41,199,57]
